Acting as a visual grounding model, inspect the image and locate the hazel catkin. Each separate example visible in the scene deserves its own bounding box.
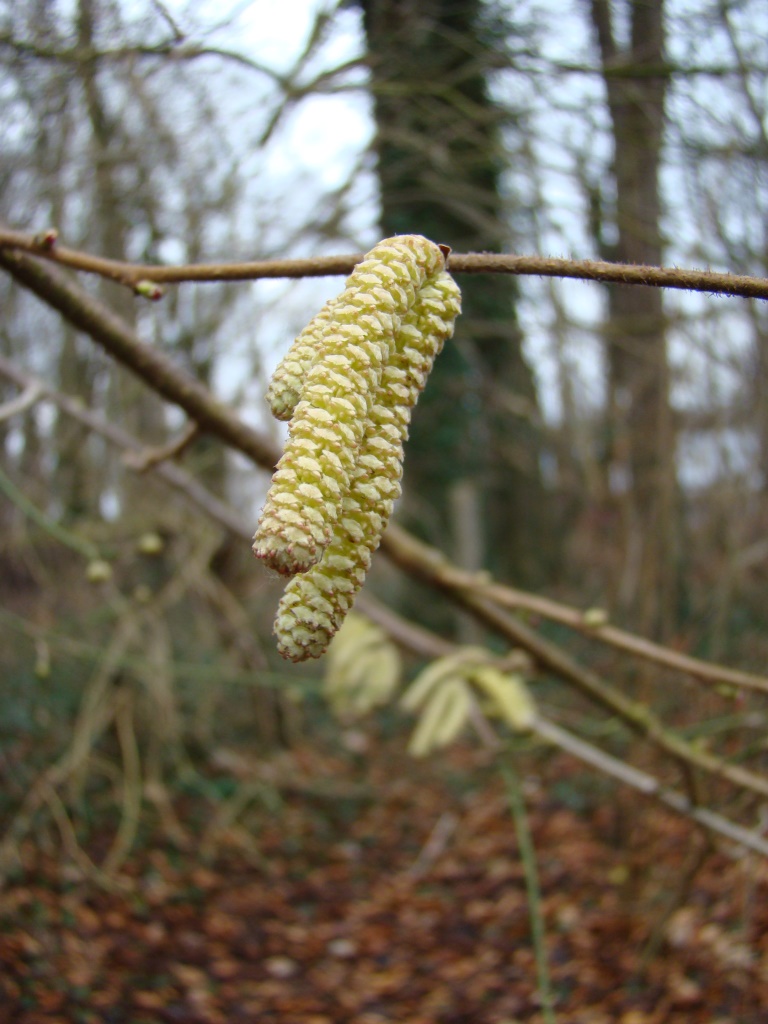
[253,235,446,576]
[253,235,461,661]
[274,270,461,661]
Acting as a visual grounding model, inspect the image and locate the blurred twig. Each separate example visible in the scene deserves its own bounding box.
[376,599,768,858]
[0,462,100,560]
[501,763,557,1024]
[0,382,41,421]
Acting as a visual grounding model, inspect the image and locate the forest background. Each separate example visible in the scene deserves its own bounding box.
[1,0,768,1021]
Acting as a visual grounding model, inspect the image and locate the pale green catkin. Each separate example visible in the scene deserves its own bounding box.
[265,296,340,422]
[275,271,461,661]
[253,236,445,576]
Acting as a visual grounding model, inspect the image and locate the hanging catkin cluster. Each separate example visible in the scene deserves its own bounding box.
[253,235,461,661]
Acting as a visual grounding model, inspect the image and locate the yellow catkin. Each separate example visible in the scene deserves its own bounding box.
[265,296,339,422]
[275,271,461,660]
[253,236,445,576]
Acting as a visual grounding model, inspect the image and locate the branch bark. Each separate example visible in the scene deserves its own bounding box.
[0,246,279,470]
[1,228,767,299]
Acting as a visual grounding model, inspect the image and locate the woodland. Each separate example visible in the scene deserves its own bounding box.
[1,0,768,1021]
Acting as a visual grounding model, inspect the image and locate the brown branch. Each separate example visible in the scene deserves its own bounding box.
[0,382,42,421]
[122,422,199,472]
[0,246,280,471]
[1,227,767,300]
[0,227,364,291]
[3,252,768,806]
[379,524,768,801]
[372,545,768,695]
[451,252,768,301]
[355,596,768,858]
[533,718,768,858]
[0,355,251,541]
[0,33,285,81]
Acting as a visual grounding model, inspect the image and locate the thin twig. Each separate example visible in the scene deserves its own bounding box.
[378,536,768,695]
[1,227,767,299]
[0,35,286,82]
[0,247,280,470]
[0,462,100,560]
[40,782,126,891]
[501,763,558,1024]
[0,382,42,421]
[408,811,459,878]
[380,525,768,801]
[101,687,143,876]
[0,355,254,539]
[122,421,199,472]
[533,717,768,858]
[378,600,768,859]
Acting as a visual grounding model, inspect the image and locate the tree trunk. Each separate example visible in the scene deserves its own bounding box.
[588,0,676,637]
[70,0,168,521]
[359,0,552,591]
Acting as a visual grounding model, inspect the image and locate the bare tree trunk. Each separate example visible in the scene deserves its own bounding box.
[588,0,676,637]
[752,305,768,494]
[359,0,553,594]
[73,0,167,518]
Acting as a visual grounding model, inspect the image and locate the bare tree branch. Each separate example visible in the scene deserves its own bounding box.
[379,524,768,801]
[0,246,279,470]
[533,718,768,858]
[349,594,768,858]
[0,32,286,82]
[0,355,251,539]
[0,382,42,422]
[1,228,767,300]
[369,541,768,695]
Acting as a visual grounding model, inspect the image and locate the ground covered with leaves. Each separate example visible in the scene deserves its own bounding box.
[1,742,767,1024]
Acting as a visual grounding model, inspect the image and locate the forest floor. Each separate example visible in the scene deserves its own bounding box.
[1,739,767,1024]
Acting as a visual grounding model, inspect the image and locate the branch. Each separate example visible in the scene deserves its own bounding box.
[358,596,768,858]
[122,422,199,472]
[3,251,768,806]
[373,540,768,695]
[379,524,768,801]
[1,228,767,300]
[0,355,250,541]
[0,382,42,421]
[0,246,279,471]
[0,32,286,83]
[541,58,768,79]
[0,461,100,560]
[532,718,768,858]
